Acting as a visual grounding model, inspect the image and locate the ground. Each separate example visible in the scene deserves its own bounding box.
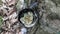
[0,0,60,34]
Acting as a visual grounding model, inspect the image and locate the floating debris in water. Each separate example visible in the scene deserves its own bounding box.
[20,12,33,25]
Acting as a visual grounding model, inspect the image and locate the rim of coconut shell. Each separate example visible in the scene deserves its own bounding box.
[18,8,39,27]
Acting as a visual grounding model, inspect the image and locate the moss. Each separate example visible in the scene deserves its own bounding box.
[0,16,3,26]
[0,0,2,5]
